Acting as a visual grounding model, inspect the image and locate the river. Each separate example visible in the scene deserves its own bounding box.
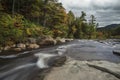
[0,39,120,80]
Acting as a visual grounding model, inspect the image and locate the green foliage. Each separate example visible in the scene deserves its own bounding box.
[0,13,44,46]
[66,11,98,39]
[53,24,68,38]
[97,24,120,39]
[67,11,75,38]
[73,11,87,39]
[23,19,43,38]
[42,27,53,37]
[0,13,24,45]
[0,0,103,47]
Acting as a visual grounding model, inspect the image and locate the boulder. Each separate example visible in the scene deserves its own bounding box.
[13,48,22,51]
[27,43,39,49]
[38,36,57,46]
[3,46,11,51]
[16,43,26,50]
[56,37,66,44]
[87,61,120,79]
[40,40,56,46]
[27,38,36,44]
[113,50,120,56]
[37,36,53,41]
[44,59,120,80]
[0,47,3,51]
[10,44,16,48]
[65,39,73,42]
[47,56,66,67]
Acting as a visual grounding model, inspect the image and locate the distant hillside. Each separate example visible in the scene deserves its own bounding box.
[97,24,120,38]
[97,24,120,31]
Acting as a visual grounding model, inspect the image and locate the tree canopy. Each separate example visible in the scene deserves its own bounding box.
[0,0,100,47]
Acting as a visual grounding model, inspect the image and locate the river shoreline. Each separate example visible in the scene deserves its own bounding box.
[0,39,72,66]
[0,37,73,56]
[0,39,120,80]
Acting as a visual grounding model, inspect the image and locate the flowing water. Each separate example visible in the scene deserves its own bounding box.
[0,39,120,80]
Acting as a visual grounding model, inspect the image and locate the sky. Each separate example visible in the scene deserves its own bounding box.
[58,0,120,27]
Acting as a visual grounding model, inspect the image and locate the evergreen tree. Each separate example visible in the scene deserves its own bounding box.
[74,11,86,38]
[67,11,75,38]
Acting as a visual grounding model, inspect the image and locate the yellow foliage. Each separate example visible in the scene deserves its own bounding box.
[72,26,77,33]
[5,41,14,46]
[26,28,31,35]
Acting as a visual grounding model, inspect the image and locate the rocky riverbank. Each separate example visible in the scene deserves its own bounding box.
[0,39,120,80]
[0,36,73,55]
[41,58,120,80]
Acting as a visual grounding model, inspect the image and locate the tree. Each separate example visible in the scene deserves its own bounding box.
[88,15,97,38]
[67,11,75,38]
[41,0,58,27]
[0,1,4,11]
[74,11,86,38]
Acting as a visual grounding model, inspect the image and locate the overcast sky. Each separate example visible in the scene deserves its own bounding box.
[59,0,120,27]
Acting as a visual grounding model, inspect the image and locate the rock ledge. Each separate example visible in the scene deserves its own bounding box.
[44,58,120,80]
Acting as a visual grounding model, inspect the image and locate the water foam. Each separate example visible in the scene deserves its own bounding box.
[34,53,58,68]
[0,51,30,59]
[56,44,76,55]
[34,44,77,69]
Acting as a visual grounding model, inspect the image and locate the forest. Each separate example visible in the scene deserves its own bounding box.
[0,0,119,47]
[97,24,120,39]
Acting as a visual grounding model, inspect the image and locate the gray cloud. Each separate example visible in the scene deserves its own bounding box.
[59,0,120,27]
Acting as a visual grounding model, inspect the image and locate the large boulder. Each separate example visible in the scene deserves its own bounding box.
[13,48,22,51]
[16,43,26,50]
[56,37,66,44]
[27,38,36,44]
[65,39,73,42]
[3,46,11,51]
[27,43,39,49]
[44,59,120,80]
[47,56,66,67]
[38,36,57,46]
[87,61,120,79]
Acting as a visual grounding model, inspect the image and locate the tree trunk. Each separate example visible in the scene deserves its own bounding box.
[12,0,15,17]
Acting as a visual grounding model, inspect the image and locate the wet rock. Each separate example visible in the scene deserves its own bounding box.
[44,59,120,80]
[47,56,66,67]
[113,50,120,56]
[3,46,11,51]
[87,61,120,79]
[27,44,39,49]
[16,43,26,50]
[56,46,67,56]
[65,39,73,42]
[33,69,51,80]
[38,36,57,46]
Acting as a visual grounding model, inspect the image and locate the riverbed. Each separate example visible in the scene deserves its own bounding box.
[0,39,120,80]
